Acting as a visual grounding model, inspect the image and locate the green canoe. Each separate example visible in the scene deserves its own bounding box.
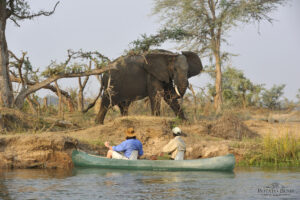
[72,150,235,172]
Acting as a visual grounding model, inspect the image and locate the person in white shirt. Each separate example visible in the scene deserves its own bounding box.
[161,127,186,160]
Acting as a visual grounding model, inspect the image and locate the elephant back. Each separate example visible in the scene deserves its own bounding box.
[101,55,148,101]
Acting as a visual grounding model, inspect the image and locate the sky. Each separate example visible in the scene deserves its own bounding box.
[6,0,300,100]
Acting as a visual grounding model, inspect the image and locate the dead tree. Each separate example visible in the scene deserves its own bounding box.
[0,1,59,108]
[8,50,112,110]
[77,61,91,112]
[82,74,103,113]
[54,81,63,118]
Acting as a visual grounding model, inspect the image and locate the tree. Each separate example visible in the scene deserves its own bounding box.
[296,89,300,104]
[261,84,285,109]
[153,0,288,112]
[76,61,91,112]
[8,49,111,109]
[128,28,189,54]
[207,66,263,108]
[0,1,59,107]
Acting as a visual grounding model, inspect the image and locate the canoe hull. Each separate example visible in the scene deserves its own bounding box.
[72,150,235,171]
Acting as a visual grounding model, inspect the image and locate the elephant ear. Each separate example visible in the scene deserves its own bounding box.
[181,51,203,78]
[143,53,172,83]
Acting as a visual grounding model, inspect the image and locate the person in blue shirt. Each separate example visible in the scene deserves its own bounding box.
[104,127,143,160]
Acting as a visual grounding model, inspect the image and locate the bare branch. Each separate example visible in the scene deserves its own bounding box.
[11,1,59,20]
[82,61,92,89]
[10,75,73,104]
[14,64,117,108]
[9,16,20,26]
[9,51,27,86]
[82,86,103,113]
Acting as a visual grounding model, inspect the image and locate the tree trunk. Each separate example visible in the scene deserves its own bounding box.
[26,97,37,114]
[43,97,48,110]
[0,113,4,131]
[0,3,14,107]
[188,84,198,122]
[64,97,74,112]
[32,95,41,115]
[77,76,88,112]
[214,52,222,113]
[77,88,83,112]
[54,81,63,118]
[242,92,247,109]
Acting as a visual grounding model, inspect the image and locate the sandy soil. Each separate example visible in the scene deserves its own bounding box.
[0,113,299,169]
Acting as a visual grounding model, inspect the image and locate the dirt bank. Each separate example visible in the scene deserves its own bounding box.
[1,114,298,169]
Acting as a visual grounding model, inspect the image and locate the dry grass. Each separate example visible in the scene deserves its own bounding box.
[239,131,300,167]
[2,102,300,167]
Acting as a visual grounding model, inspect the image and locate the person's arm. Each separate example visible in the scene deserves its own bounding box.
[162,139,177,154]
[138,142,144,158]
[104,141,113,150]
[112,141,126,152]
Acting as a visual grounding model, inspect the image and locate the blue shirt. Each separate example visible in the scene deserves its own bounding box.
[112,139,143,158]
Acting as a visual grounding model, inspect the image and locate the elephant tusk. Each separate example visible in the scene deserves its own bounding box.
[107,75,111,89]
[175,85,181,96]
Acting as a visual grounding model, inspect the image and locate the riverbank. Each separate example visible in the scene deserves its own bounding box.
[0,115,299,169]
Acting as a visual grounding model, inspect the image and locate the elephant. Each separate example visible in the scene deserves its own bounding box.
[95,50,203,124]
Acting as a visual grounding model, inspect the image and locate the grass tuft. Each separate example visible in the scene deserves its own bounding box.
[239,132,300,167]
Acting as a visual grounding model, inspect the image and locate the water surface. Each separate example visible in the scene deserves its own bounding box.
[0,167,299,200]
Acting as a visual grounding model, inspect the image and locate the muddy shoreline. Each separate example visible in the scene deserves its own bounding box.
[0,115,299,169]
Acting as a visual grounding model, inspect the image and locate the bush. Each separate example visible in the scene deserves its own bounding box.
[261,84,285,109]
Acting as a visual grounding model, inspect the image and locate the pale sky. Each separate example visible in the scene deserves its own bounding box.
[6,0,300,100]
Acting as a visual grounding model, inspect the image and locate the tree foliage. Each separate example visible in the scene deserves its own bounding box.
[42,49,110,77]
[152,0,288,111]
[152,0,287,55]
[261,84,286,109]
[207,66,263,108]
[127,28,190,54]
[296,89,300,104]
[5,1,59,26]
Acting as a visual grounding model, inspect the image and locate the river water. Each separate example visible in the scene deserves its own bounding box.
[0,167,299,200]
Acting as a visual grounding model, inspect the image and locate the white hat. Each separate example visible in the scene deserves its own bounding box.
[172,127,182,135]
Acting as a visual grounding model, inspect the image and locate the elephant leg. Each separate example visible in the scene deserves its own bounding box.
[147,75,164,116]
[163,91,186,120]
[118,101,131,116]
[149,91,163,116]
[95,96,110,124]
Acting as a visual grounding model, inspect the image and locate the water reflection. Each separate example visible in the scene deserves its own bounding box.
[0,170,11,200]
[0,168,299,200]
[72,168,236,199]
[73,168,235,179]
[0,168,74,200]
[0,168,74,179]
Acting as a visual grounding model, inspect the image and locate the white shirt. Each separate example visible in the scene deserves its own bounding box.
[162,136,186,159]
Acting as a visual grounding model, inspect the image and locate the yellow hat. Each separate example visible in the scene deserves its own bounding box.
[125,127,136,137]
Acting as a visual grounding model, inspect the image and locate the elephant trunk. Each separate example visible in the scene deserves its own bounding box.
[174,78,188,97]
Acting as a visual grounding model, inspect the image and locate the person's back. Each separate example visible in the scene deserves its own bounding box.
[113,138,143,158]
[174,135,186,151]
[104,128,143,160]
